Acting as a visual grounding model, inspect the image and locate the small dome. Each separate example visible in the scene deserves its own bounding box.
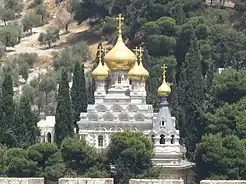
[157,65,171,96]
[158,82,171,96]
[128,61,142,80]
[104,35,137,71]
[138,61,149,80]
[92,61,109,80]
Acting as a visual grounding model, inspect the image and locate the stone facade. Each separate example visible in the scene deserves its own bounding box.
[0,178,44,184]
[201,181,246,184]
[59,178,114,184]
[129,179,184,184]
[1,178,246,184]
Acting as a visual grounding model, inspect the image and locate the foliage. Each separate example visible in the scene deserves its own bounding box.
[0,24,20,47]
[107,131,153,184]
[22,11,41,33]
[55,68,74,145]
[53,42,91,73]
[71,62,87,132]
[38,28,60,48]
[14,95,39,148]
[0,8,15,25]
[28,143,65,183]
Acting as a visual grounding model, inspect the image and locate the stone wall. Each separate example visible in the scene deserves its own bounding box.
[0,178,44,184]
[59,178,114,184]
[201,181,246,184]
[129,179,184,184]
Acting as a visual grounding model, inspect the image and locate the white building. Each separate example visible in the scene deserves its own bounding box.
[38,14,194,183]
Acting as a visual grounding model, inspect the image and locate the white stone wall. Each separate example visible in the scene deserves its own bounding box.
[59,178,114,184]
[129,179,184,184]
[0,178,44,184]
[201,181,246,184]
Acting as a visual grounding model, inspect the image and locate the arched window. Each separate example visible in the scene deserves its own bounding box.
[171,135,175,144]
[160,118,166,126]
[98,135,103,147]
[47,132,52,143]
[129,79,132,85]
[160,134,165,144]
[118,76,121,84]
[151,135,155,143]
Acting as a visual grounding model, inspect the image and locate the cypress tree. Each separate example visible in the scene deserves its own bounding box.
[71,61,87,133]
[55,68,74,145]
[178,36,205,160]
[0,72,16,147]
[15,95,39,148]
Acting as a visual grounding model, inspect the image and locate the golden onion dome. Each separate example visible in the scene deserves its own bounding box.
[157,64,171,96]
[103,62,110,72]
[104,14,137,71]
[92,60,109,81]
[138,61,149,80]
[128,60,142,80]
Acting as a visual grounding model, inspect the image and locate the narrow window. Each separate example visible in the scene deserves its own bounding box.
[98,135,103,147]
[47,132,52,143]
[171,135,175,144]
[118,76,121,84]
[160,134,165,144]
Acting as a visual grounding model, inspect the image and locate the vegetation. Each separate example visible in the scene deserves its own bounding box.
[0,0,246,183]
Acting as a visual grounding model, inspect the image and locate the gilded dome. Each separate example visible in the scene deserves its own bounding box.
[92,60,109,81]
[103,62,110,72]
[157,64,171,96]
[104,14,137,71]
[104,35,137,71]
[128,61,142,80]
[138,61,149,80]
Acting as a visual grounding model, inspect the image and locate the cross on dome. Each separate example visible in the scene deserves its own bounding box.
[97,46,104,62]
[161,63,168,77]
[103,47,108,55]
[138,47,144,62]
[133,47,139,56]
[116,14,124,35]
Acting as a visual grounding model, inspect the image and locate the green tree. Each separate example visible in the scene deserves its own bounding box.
[28,142,65,183]
[38,28,60,48]
[107,131,153,184]
[5,148,38,177]
[0,71,16,147]
[55,68,74,145]
[0,8,15,25]
[0,144,7,176]
[3,0,23,14]
[15,95,39,148]
[36,4,46,23]
[178,36,205,160]
[61,136,108,176]
[22,11,41,33]
[195,133,246,180]
[0,24,19,47]
[71,62,87,133]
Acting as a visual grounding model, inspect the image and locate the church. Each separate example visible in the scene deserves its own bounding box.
[38,14,194,183]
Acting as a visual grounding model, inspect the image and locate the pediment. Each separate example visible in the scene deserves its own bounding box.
[110,104,123,112]
[95,104,108,112]
[103,112,115,121]
[87,113,98,121]
[126,104,139,112]
[134,113,145,121]
[118,113,130,121]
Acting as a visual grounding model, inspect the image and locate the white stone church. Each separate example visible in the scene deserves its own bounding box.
[38,14,194,183]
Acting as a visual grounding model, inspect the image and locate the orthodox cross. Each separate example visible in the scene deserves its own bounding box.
[161,63,168,81]
[161,63,168,75]
[97,46,104,63]
[138,47,144,62]
[103,46,108,55]
[116,14,124,35]
[133,46,139,56]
